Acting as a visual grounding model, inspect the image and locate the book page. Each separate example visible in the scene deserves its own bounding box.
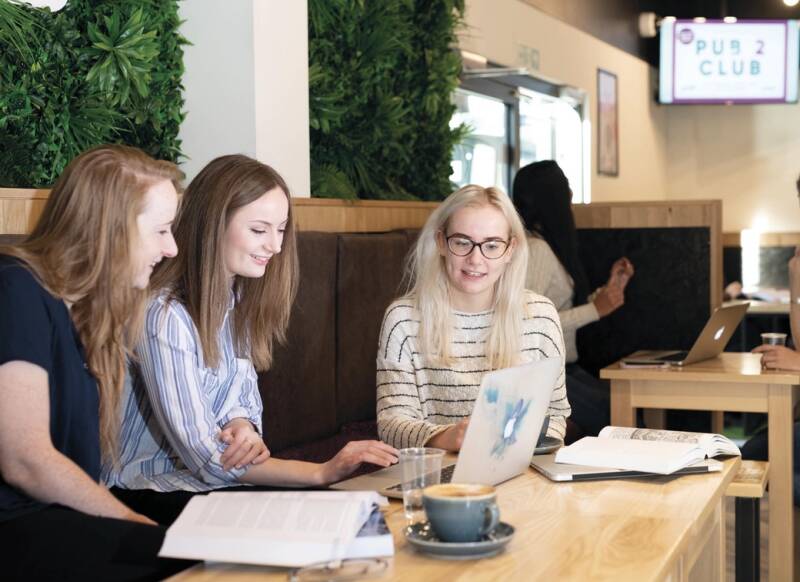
[160,490,387,567]
[555,436,705,474]
[598,426,739,458]
[600,426,705,444]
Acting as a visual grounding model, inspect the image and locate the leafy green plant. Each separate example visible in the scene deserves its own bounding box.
[0,0,186,187]
[85,8,160,106]
[308,0,466,201]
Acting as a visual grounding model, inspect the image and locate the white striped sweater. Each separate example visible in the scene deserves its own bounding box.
[376,290,570,449]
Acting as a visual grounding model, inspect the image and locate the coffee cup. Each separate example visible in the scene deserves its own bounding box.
[761,332,787,346]
[422,483,500,543]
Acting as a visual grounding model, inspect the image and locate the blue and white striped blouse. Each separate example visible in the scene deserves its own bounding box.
[104,292,262,492]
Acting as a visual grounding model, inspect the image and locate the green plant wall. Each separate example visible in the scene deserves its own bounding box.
[308,0,466,201]
[0,0,186,188]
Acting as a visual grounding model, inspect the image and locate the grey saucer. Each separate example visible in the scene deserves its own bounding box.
[404,522,515,560]
[534,435,562,455]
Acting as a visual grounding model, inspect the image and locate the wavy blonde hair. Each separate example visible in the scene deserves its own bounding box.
[150,155,299,371]
[406,184,530,369]
[0,145,183,461]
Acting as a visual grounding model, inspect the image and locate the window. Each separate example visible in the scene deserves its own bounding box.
[518,89,585,203]
[450,75,589,202]
[450,90,511,193]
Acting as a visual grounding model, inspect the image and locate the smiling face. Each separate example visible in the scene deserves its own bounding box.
[437,203,515,312]
[222,187,289,280]
[132,179,179,289]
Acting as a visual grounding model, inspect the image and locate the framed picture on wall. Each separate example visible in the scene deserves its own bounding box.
[597,69,618,176]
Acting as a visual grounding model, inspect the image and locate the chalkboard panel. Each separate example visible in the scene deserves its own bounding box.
[575,227,711,374]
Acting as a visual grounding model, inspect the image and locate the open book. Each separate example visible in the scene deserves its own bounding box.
[554,426,740,475]
[159,490,393,567]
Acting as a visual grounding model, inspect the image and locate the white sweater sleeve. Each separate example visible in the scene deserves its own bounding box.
[526,237,599,336]
[375,303,450,448]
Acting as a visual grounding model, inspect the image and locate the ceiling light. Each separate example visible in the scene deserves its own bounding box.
[693,17,707,23]
[784,0,799,8]
[723,16,738,23]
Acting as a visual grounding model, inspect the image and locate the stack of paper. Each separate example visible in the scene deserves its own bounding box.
[159,490,393,567]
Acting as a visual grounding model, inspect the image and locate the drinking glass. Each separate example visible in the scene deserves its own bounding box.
[399,447,445,525]
[761,332,787,346]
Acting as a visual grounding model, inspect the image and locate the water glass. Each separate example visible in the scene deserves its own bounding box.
[399,447,445,525]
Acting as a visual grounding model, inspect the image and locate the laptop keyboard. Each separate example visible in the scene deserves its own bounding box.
[386,464,456,492]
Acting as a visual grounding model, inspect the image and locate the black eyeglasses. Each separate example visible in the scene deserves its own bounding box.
[445,234,510,259]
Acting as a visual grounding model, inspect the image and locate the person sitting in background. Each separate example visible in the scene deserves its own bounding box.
[746,172,800,507]
[376,184,569,451]
[0,145,191,580]
[512,160,634,438]
[105,155,397,526]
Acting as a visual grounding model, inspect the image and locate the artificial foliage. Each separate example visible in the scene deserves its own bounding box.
[0,0,186,187]
[308,0,466,200]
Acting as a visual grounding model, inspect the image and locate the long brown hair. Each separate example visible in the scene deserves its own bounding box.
[150,155,299,371]
[0,145,183,461]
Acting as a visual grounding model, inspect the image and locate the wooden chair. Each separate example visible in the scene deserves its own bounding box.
[726,460,769,582]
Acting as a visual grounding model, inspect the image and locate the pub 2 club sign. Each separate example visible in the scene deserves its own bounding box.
[660,19,799,104]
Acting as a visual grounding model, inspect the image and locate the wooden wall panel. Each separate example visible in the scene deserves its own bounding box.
[724,232,800,248]
[574,200,722,309]
[0,188,721,308]
[0,189,50,235]
[292,199,437,233]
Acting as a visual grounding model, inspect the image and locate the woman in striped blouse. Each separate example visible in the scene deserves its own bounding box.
[106,155,397,525]
[376,184,570,451]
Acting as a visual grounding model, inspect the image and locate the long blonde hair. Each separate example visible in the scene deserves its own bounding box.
[406,184,530,369]
[0,145,183,461]
[150,155,299,371]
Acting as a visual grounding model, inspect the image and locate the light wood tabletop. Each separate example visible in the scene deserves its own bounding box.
[602,352,800,581]
[168,459,739,582]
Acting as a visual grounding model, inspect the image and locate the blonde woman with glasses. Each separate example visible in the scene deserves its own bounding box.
[376,184,570,451]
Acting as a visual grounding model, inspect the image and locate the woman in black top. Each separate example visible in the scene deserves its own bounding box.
[0,145,192,580]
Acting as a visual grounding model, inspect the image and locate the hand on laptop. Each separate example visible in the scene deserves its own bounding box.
[752,344,800,371]
[319,440,399,484]
[426,418,470,452]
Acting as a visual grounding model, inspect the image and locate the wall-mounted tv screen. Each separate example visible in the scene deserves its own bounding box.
[659,19,799,104]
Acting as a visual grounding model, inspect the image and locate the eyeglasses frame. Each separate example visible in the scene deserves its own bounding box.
[444,233,511,260]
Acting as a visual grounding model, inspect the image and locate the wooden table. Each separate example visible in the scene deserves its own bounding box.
[169,459,738,582]
[601,352,800,581]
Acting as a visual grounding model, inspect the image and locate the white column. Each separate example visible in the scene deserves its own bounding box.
[253,0,311,197]
[178,0,257,182]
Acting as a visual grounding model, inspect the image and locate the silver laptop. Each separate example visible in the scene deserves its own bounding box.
[531,453,722,481]
[331,358,561,498]
[622,302,749,366]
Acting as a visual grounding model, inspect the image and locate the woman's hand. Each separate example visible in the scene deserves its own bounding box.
[319,440,399,485]
[219,418,270,471]
[426,418,469,452]
[752,344,800,371]
[593,284,625,318]
[609,257,634,289]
